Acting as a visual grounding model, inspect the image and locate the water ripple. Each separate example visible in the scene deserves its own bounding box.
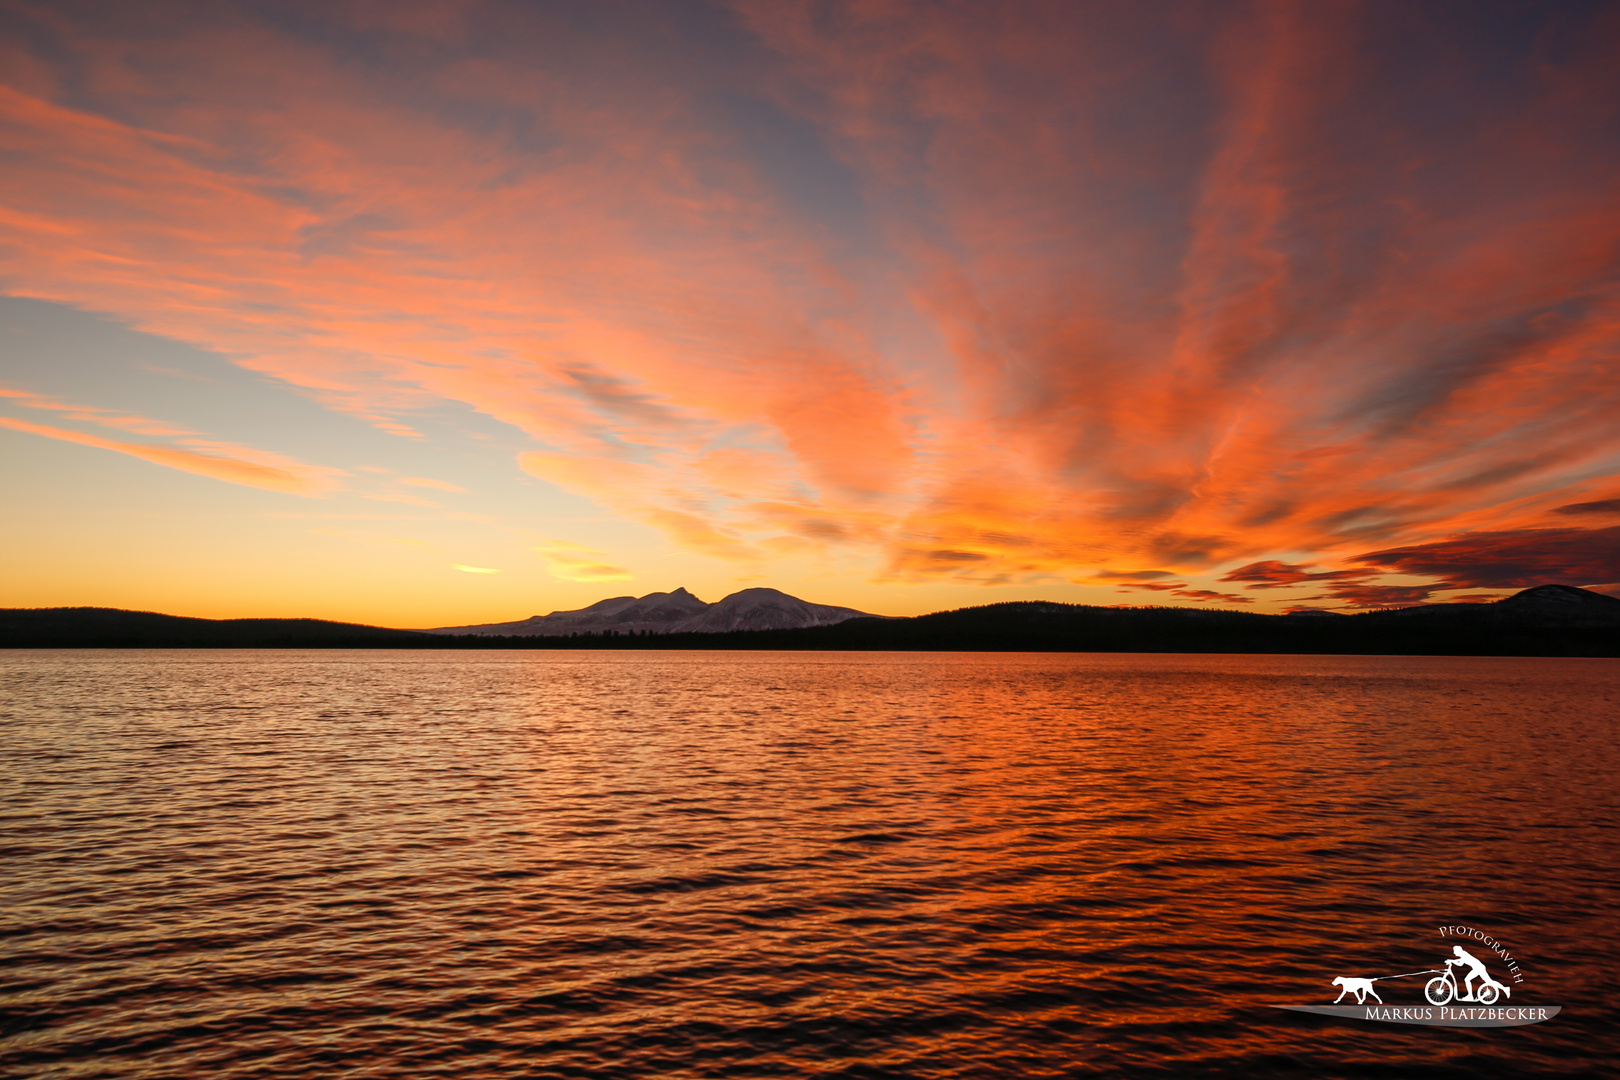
[1,650,1616,1077]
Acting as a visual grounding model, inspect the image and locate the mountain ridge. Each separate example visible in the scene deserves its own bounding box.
[1,584,1615,653]
[424,586,877,636]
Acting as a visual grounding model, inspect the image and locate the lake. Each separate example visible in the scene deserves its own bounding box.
[2,650,1616,1078]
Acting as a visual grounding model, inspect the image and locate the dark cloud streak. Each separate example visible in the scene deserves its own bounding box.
[1218,560,1375,589]
[1553,498,1620,516]
[1354,526,1620,589]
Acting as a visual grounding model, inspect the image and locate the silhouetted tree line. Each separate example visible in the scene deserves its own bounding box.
[5,589,1617,654]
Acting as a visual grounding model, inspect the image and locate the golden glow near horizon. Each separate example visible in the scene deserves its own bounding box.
[2,2,1619,626]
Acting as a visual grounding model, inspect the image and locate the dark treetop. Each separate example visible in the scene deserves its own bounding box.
[3,585,1617,655]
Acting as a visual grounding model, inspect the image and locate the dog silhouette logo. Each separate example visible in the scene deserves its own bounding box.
[1330,976,1383,1004]
[1277,925,1559,1027]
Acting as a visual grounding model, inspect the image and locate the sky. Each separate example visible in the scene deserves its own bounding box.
[2,0,1619,627]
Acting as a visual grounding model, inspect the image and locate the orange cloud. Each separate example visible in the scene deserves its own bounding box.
[0,383,343,494]
[0,387,194,436]
[530,540,633,584]
[3,2,1619,594]
[0,415,336,495]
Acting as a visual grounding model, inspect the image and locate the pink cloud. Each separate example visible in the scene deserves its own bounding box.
[2,3,1619,589]
[0,415,337,495]
[0,383,343,494]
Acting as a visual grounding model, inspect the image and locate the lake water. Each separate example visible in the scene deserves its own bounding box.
[2,650,1616,1078]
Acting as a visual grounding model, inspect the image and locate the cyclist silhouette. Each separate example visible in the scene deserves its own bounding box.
[1446,945,1491,1001]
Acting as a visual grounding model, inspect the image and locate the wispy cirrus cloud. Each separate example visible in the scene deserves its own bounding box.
[0,387,193,436]
[1,1,1618,597]
[0,415,338,495]
[530,540,633,584]
[0,385,342,495]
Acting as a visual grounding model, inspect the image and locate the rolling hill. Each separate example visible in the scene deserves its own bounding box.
[2,585,1615,654]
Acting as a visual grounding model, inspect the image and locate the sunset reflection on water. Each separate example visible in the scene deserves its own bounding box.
[2,651,1615,1077]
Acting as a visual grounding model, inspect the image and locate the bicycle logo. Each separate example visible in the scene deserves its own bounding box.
[1422,945,1514,1005]
[1276,925,1560,1027]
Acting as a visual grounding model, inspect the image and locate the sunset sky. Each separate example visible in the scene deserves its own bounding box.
[3,0,1619,626]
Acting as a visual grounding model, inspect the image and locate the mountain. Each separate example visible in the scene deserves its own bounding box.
[661,587,875,633]
[1490,582,1620,625]
[4,584,1615,653]
[426,586,876,637]
[426,587,712,637]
